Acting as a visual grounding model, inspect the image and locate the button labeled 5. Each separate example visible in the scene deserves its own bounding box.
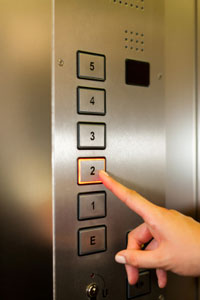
[77,51,106,81]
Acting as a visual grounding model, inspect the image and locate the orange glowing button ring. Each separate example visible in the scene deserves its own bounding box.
[77,157,106,185]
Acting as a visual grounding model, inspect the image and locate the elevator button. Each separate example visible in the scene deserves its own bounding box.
[77,157,106,185]
[127,271,150,299]
[77,51,106,81]
[78,225,107,256]
[78,192,106,220]
[77,122,106,150]
[77,87,106,115]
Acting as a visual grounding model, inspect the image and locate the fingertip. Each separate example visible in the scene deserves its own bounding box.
[99,170,109,178]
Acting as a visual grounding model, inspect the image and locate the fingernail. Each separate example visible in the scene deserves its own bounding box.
[115,255,126,264]
[99,170,109,177]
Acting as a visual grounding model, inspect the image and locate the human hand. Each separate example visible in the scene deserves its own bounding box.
[99,170,200,288]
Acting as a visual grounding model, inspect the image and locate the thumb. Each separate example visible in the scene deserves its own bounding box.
[115,249,161,270]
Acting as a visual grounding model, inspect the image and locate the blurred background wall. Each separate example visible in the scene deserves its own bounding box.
[0,0,52,299]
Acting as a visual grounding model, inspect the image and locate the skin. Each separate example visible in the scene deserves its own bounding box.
[99,170,200,288]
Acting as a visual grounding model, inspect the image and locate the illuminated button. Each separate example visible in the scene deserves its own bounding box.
[78,226,107,256]
[127,271,150,299]
[77,51,106,81]
[77,157,106,185]
[77,86,106,115]
[77,122,106,150]
[78,192,106,220]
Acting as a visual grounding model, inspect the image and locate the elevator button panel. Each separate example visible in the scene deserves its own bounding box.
[77,122,106,150]
[77,86,106,115]
[78,191,106,220]
[78,225,107,256]
[77,157,106,185]
[127,271,150,299]
[77,51,106,81]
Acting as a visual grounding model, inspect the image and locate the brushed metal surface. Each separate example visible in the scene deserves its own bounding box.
[165,0,197,299]
[0,0,52,299]
[53,0,164,299]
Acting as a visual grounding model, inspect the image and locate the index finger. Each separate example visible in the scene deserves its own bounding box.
[99,170,156,223]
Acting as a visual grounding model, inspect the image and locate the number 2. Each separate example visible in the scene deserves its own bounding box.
[90,166,95,176]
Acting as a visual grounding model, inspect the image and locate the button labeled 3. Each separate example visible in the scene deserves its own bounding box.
[77,157,106,185]
[77,122,106,150]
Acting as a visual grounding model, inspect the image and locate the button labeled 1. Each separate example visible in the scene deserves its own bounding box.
[78,191,106,220]
[77,122,106,150]
[77,157,106,185]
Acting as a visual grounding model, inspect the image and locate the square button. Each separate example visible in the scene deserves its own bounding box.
[77,51,106,81]
[77,157,106,185]
[77,122,106,150]
[127,271,151,299]
[77,86,106,116]
[78,225,107,256]
[78,191,106,220]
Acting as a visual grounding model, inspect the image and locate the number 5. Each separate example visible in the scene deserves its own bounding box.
[90,62,95,71]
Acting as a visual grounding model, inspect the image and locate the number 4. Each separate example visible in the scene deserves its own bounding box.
[90,96,95,105]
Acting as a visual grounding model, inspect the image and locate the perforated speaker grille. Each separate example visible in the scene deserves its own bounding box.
[124,30,145,52]
[112,0,144,11]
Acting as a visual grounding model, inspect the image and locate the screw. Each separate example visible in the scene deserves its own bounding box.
[157,73,163,80]
[57,58,64,67]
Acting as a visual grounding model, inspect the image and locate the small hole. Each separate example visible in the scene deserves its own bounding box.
[125,45,128,49]
[141,6,144,10]
[125,30,128,33]
[130,31,133,34]
[136,47,139,51]
[131,39,133,42]
[136,32,139,36]
[136,40,139,43]
[141,33,144,37]
[141,41,144,45]
[136,5,139,8]
[131,47,133,50]
[125,38,128,41]
[125,2,128,5]
[130,3,133,7]
[119,1,122,4]
[141,48,144,52]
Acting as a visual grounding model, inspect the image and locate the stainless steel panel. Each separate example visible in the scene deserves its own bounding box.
[53,0,164,299]
[0,0,52,299]
[197,0,200,298]
[165,0,197,299]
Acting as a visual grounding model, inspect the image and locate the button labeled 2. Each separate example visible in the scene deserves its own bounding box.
[77,122,106,150]
[77,157,106,185]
